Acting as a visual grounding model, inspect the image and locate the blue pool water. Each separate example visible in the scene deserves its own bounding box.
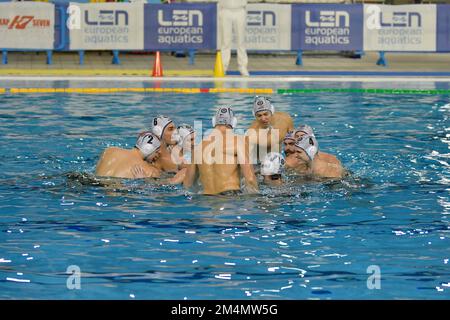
[0,80,449,300]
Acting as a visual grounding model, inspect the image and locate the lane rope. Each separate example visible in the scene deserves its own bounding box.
[6,88,274,94]
[277,88,450,95]
[1,88,449,95]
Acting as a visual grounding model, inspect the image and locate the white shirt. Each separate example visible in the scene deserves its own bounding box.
[218,0,247,10]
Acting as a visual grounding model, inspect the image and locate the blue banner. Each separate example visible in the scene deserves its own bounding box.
[437,4,450,52]
[291,4,363,51]
[144,3,216,50]
[54,2,69,51]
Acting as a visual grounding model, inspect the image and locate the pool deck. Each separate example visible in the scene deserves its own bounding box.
[0,51,450,79]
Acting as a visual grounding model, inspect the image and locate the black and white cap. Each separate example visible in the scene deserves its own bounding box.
[212,106,237,128]
[261,152,285,176]
[294,134,319,161]
[151,115,173,139]
[253,96,275,117]
[173,124,194,147]
[135,131,161,160]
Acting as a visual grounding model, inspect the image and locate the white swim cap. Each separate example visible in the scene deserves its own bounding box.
[253,96,275,117]
[151,115,173,139]
[261,152,285,176]
[284,130,296,142]
[294,134,319,161]
[173,124,194,147]
[135,131,161,161]
[296,124,315,137]
[212,106,237,128]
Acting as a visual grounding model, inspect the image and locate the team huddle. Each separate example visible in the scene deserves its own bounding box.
[95,96,346,195]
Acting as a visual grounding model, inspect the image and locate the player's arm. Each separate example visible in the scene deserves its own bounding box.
[287,114,294,132]
[237,137,259,193]
[131,164,160,179]
[183,163,198,188]
[167,168,187,185]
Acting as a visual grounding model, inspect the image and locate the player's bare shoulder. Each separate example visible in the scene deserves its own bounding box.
[273,112,293,128]
[98,147,123,161]
[248,119,260,129]
[319,152,342,166]
[274,111,292,121]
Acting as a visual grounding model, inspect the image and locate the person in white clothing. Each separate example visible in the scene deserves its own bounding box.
[218,0,249,77]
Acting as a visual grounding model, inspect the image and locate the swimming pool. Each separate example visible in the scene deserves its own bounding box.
[0,79,449,300]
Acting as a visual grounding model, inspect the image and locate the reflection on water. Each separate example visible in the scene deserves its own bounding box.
[0,82,449,299]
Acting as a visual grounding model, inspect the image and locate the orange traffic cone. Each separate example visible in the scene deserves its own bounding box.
[152,51,163,77]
